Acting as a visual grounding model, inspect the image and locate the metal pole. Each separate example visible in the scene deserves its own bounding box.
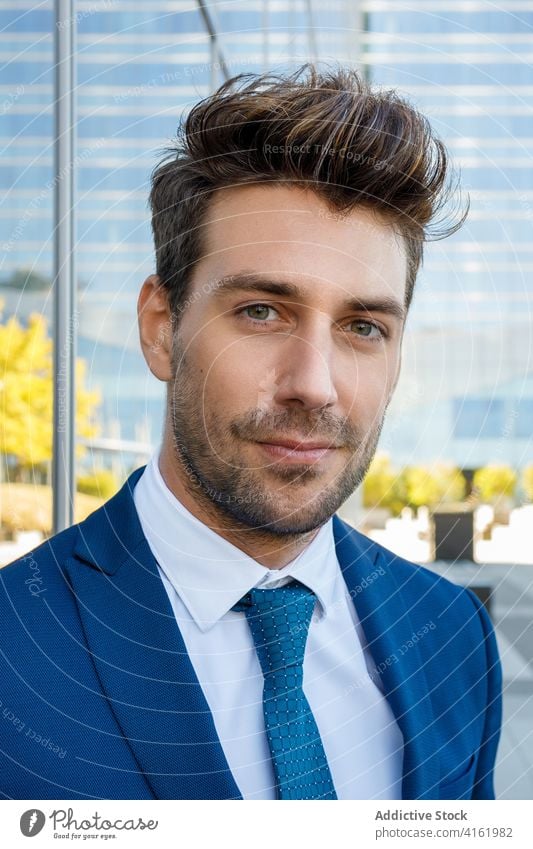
[52,0,76,533]
[305,0,318,63]
[262,0,269,72]
[209,35,217,91]
[196,0,230,80]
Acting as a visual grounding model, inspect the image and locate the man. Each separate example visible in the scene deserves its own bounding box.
[0,64,501,800]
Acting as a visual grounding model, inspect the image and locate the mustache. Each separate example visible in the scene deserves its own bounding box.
[230,408,364,452]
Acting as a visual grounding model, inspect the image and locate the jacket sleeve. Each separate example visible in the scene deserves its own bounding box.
[465,588,503,799]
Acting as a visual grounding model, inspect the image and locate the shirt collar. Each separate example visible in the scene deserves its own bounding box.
[133,454,338,632]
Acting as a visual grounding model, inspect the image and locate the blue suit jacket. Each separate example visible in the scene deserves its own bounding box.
[0,468,502,800]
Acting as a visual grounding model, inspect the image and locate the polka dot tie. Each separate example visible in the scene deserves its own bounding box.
[233,580,338,800]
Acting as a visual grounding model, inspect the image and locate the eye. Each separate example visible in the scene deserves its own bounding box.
[346,319,384,340]
[240,303,279,322]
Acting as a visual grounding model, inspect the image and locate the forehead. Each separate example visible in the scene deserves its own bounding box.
[188,183,408,308]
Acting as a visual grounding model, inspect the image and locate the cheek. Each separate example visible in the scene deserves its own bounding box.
[341,358,398,417]
[199,340,261,405]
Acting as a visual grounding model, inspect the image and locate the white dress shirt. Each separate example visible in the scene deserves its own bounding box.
[133,454,403,799]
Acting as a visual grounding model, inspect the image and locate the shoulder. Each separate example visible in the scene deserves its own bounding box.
[0,523,80,598]
[366,531,500,674]
[335,515,490,634]
[0,467,146,605]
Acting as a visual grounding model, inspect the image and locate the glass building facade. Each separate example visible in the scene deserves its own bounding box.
[0,0,531,502]
[362,1,533,471]
[0,1,360,511]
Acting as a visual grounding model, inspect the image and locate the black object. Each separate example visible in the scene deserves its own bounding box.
[468,584,493,619]
[433,507,475,563]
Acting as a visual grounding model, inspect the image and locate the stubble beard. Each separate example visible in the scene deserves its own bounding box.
[168,344,386,541]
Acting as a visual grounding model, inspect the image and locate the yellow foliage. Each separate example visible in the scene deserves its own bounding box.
[363,455,467,514]
[523,465,533,502]
[403,463,467,510]
[0,483,104,535]
[77,468,120,499]
[473,464,517,503]
[362,453,407,516]
[0,311,101,467]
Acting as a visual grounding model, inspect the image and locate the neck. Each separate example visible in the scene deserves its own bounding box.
[157,443,320,569]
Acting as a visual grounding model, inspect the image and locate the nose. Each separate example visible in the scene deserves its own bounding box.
[270,327,338,411]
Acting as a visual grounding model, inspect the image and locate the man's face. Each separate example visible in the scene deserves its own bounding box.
[162,184,407,536]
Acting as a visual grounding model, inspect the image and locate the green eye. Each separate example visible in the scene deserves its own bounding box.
[350,320,375,337]
[244,304,273,321]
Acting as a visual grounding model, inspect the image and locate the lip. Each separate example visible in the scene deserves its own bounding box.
[255,439,339,463]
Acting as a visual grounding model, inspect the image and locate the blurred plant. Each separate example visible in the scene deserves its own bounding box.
[362,453,407,516]
[472,464,517,504]
[402,463,467,510]
[521,464,533,503]
[0,483,104,536]
[77,469,119,499]
[5,268,51,291]
[0,306,101,472]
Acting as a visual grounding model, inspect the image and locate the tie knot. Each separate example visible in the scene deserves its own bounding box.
[232,580,317,676]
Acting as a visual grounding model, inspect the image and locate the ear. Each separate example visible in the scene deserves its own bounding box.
[137,275,173,381]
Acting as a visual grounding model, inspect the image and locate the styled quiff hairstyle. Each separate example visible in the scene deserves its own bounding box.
[150,63,464,317]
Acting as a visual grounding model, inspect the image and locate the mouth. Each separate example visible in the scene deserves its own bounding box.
[254,438,340,463]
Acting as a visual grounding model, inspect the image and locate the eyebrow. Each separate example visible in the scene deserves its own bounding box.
[210,273,407,323]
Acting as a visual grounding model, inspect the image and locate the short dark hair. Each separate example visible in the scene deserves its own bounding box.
[150,62,465,317]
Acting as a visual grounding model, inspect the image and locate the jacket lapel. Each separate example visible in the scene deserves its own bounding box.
[64,467,439,800]
[64,468,242,800]
[332,515,440,799]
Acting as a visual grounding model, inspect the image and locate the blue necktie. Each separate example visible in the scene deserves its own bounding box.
[233,580,337,800]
